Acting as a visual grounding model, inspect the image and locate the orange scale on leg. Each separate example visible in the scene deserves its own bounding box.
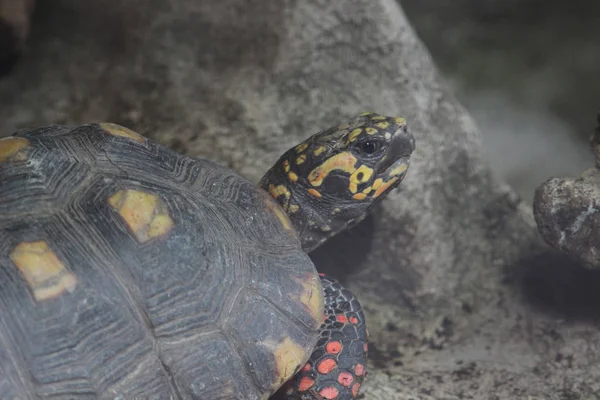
[298,376,315,392]
[317,358,338,374]
[354,363,365,376]
[319,386,340,399]
[326,340,342,354]
[337,371,354,387]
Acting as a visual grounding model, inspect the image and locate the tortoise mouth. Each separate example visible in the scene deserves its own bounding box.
[380,155,411,179]
[376,124,415,176]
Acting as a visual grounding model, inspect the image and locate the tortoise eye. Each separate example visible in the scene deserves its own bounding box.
[358,140,381,155]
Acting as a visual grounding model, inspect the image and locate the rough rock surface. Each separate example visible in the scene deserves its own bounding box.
[1,0,599,398]
[534,169,600,269]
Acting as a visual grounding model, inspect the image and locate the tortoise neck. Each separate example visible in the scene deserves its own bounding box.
[259,158,336,253]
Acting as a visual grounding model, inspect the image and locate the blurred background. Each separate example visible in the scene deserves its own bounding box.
[400,0,599,202]
[1,0,599,202]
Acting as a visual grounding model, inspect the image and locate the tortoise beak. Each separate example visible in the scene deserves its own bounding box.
[376,123,415,176]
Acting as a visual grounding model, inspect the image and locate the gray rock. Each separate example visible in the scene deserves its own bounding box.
[1,0,599,398]
[534,169,600,268]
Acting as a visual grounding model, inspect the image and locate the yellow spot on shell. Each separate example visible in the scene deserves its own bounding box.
[388,163,408,177]
[0,137,29,163]
[365,127,377,135]
[349,183,358,193]
[295,143,308,153]
[347,128,362,143]
[370,116,387,121]
[307,188,322,198]
[376,121,390,129]
[295,272,323,328]
[10,241,77,301]
[99,123,145,144]
[289,204,299,213]
[266,337,310,390]
[308,151,358,187]
[313,146,326,156]
[360,111,374,116]
[373,177,399,198]
[261,191,296,235]
[362,186,373,195]
[108,189,174,243]
[272,207,294,232]
[296,154,307,165]
[353,193,367,200]
[283,160,290,173]
[288,171,299,182]
[394,117,406,125]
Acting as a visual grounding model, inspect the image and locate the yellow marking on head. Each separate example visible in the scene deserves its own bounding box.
[288,172,299,182]
[372,178,383,190]
[308,151,358,187]
[265,337,310,390]
[269,184,291,199]
[296,154,307,165]
[295,143,308,153]
[347,128,363,143]
[283,160,290,173]
[108,189,174,243]
[373,177,399,198]
[394,117,406,125]
[307,188,322,198]
[365,127,377,135]
[370,116,387,121]
[0,137,29,163]
[348,165,374,193]
[99,123,145,144]
[388,163,408,177]
[313,146,326,156]
[10,241,77,301]
[353,193,367,200]
[289,204,299,213]
[362,186,373,195]
[376,121,390,130]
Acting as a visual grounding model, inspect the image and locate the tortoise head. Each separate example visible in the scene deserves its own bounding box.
[260,112,415,252]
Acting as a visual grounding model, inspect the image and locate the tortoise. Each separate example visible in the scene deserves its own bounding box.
[0,112,414,400]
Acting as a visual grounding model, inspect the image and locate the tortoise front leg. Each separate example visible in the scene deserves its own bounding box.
[279,274,368,400]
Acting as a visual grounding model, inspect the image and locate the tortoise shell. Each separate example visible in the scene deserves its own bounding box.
[0,123,323,399]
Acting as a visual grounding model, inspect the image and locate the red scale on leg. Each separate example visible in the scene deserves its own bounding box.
[276,274,368,400]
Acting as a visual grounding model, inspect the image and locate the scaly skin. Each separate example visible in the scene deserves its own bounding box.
[264,113,415,399]
[279,274,368,400]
